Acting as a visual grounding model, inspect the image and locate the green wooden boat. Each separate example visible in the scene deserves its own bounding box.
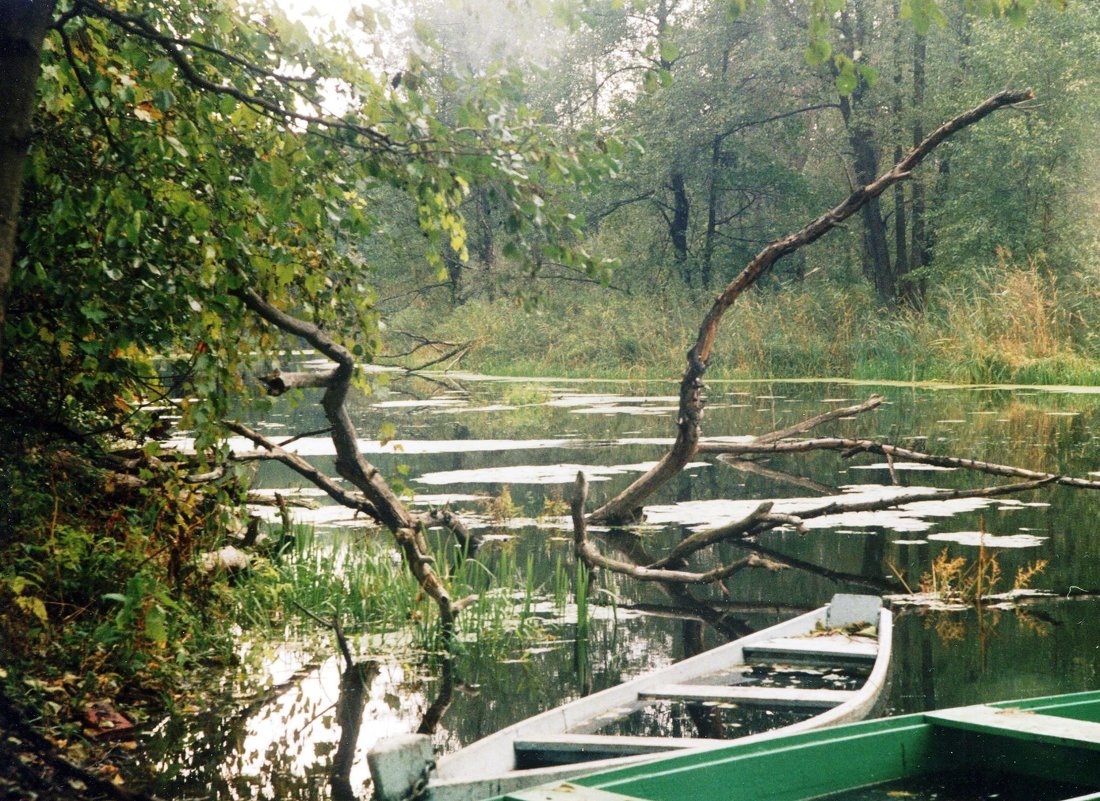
[498,690,1100,801]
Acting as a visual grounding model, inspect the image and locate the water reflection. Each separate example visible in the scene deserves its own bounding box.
[136,375,1100,800]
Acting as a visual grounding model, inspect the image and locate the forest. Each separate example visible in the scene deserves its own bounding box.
[1,0,1099,799]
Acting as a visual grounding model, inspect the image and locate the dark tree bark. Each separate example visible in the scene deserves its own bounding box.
[891,3,909,288]
[836,5,894,305]
[0,0,56,381]
[841,99,894,304]
[906,31,929,304]
[701,138,721,289]
[670,169,691,284]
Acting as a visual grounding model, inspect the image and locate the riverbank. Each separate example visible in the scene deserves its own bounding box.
[388,262,1100,386]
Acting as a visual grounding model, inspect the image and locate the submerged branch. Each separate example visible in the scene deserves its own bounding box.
[572,473,786,585]
[716,455,836,494]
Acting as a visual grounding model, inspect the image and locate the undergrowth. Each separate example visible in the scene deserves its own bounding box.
[388,255,1100,385]
[0,448,251,740]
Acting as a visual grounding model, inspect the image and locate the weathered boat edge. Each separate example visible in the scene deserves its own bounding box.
[369,595,891,801]
[503,690,1100,801]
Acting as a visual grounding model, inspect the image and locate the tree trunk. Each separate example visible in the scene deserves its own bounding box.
[0,0,56,381]
[906,31,929,304]
[670,169,691,285]
[702,138,721,289]
[891,4,909,291]
[836,4,893,305]
[893,144,908,283]
[851,129,894,304]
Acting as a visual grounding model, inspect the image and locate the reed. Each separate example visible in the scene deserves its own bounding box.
[387,255,1100,385]
[575,561,590,639]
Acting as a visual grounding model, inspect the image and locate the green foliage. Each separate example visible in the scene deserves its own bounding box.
[0,452,245,732]
[392,250,1100,385]
[5,0,623,459]
[902,0,950,33]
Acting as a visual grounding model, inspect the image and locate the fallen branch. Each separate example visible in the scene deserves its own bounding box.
[648,502,775,568]
[589,89,1034,525]
[404,342,472,373]
[226,421,380,519]
[745,395,884,445]
[791,477,1057,522]
[572,472,786,585]
[257,369,339,396]
[645,478,1056,570]
[702,437,1100,490]
[245,491,320,509]
[236,287,475,634]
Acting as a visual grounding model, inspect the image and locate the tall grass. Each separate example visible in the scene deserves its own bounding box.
[238,525,575,653]
[389,255,1100,385]
[236,525,424,642]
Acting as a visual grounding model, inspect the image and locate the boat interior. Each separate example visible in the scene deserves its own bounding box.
[513,611,880,770]
[505,691,1100,801]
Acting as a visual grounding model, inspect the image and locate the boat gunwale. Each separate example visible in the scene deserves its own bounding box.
[555,690,1100,801]
[420,597,893,801]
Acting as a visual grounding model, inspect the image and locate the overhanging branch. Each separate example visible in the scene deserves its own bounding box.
[74,0,400,152]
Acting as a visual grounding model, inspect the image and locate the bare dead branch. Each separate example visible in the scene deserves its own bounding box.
[245,492,319,509]
[225,420,380,519]
[572,472,786,585]
[746,394,884,445]
[427,507,483,554]
[403,343,472,373]
[258,370,339,396]
[791,477,1056,523]
[704,437,1100,490]
[277,427,334,448]
[235,288,479,633]
[638,478,1054,572]
[381,330,468,359]
[648,502,775,568]
[589,90,1034,525]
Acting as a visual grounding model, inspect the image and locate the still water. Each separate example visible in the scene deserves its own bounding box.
[137,373,1100,799]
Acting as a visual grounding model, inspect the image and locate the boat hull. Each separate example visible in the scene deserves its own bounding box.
[502,691,1100,801]
[371,595,892,801]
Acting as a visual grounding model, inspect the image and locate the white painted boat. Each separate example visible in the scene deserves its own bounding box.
[369,594,892,801]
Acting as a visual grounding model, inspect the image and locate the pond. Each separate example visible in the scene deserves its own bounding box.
[136,372,1100,800]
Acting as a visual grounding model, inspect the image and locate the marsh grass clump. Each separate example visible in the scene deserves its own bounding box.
[919,541,1048,605]
[388,254,1100,386]
[479,486,520,526]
